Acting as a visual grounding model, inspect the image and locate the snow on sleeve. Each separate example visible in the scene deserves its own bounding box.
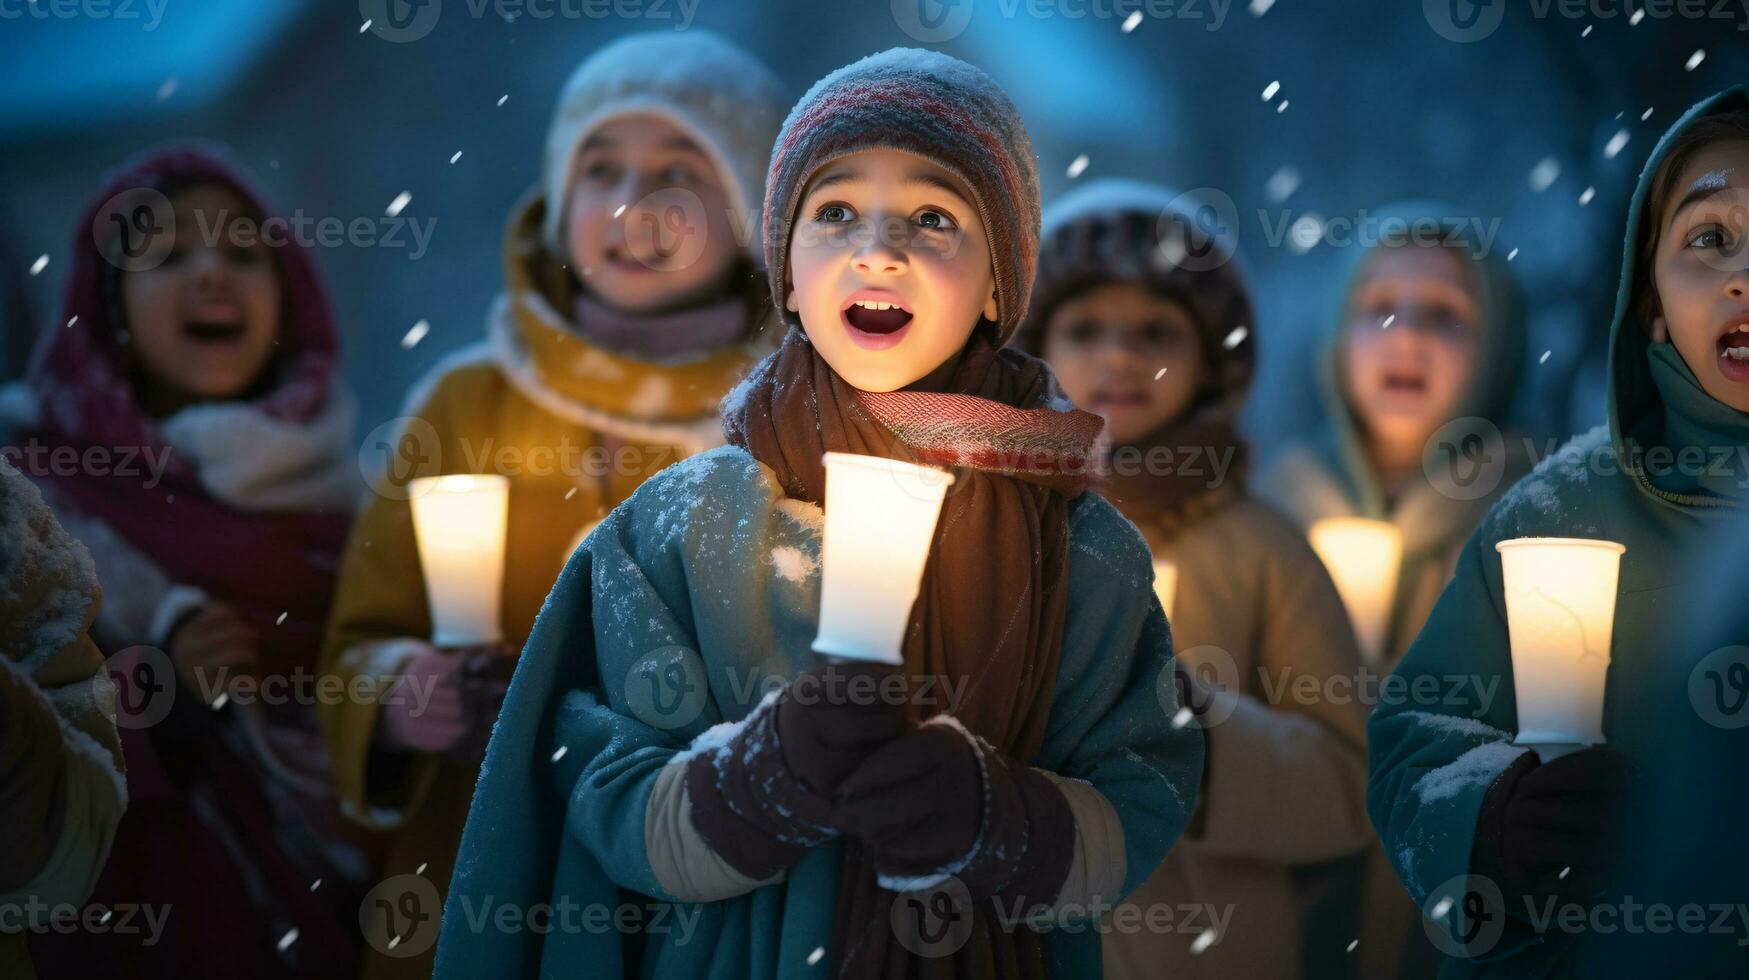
[0,459,99,672]
[1492,424,1609,527]
[1414,740,1528,805]
[769,545,817,584]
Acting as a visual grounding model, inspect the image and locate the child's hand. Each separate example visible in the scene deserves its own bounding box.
[166,602,259,704]
[836,720,1075,904]
[378,643,515,759]
[1471,747,1629,910]
[775,660,904,796]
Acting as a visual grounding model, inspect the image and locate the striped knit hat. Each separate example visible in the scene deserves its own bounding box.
[763,48,1041,344]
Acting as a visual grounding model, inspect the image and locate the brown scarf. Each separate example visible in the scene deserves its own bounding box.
[1098,407,1249,547]
[724,327,1102,979]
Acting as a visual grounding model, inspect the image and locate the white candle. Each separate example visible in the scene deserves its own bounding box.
[812,453,955,665]
[1308,517,1404,666]
[1152,560,1179,622]
[1495,537,1625,757]
[408,474,510,647]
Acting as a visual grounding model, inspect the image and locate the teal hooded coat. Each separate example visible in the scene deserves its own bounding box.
[1367,86,1749,977]
[432,445,1203,978]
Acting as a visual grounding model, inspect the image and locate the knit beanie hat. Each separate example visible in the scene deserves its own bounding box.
[1015,178,1255,405]
[762,48,1041,344]
[540,30,786,263]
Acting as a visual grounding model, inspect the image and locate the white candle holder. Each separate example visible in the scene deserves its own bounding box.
[1308,517,1404,666]
[1496,537,1625,759]
[408,474,511,648]
[812,453,954,665]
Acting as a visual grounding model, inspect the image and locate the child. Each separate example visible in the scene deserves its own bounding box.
[0,146,370,977]
[319,30,786,978]
[434,50,1202,979]
[0,458,126,980]
[1368,88,1749,976]
[1016,179,1371,979]
[1257,198,1530,977]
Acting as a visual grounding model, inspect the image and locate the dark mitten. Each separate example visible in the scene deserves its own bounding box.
[836,719,1076,908]
[775,660,904,795]
[684,663,900,882]
[443,647,516,763]
[1471,747,1628,912]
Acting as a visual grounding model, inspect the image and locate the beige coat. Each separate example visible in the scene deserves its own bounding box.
[1101,495,1372,980]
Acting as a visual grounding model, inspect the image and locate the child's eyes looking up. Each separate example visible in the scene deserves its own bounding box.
[809,202,959,233]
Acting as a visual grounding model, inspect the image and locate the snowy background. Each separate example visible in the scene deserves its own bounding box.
[0,0,1744,462]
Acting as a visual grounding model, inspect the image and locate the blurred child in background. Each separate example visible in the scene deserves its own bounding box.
[319,30,785,980]
[0,146,370,977]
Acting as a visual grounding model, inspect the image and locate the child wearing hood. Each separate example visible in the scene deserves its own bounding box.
[0,146,371,977]
[1256,199,1531,977]
[1368,88,1749,976]
[0,459,126,980]
[1015,178,1371,979]
[319,30,785,979]
[434,50,1201,980]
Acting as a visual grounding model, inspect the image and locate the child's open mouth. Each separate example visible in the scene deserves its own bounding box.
[1718,323,1749,383]
[840,291,914,350]
[183,319,247,345]
[1381,370,1429,396]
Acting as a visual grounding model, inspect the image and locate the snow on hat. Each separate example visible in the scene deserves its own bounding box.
[540,30,785,263]
[762,48,1041,344]
[1015,178,1255,401]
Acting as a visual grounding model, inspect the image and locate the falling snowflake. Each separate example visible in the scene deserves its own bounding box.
[1154,367,1168,380]
[1629,7,1644,24]
[1507,247,1519,261]
[1190,927,1218,954]
[212,692,229,710]
[552,745,568,762]
[1265,165,1300,204]
[310,879,323,892]
[1223,326,1249,350]
[402,319,430,349]
[1381,314,1396,329]
[497,94,509,106]
[29,254,47,276]
[1641,107,1654,121]
[155,78,177,102]
[565,487,578,500]
[450,151,463,164]
[1066,154,1090,179]
[67,315,78,329]
[1346,939,1359,952]
[1529,157,1560,193]
[1580,24,1592,37]
[1171,705,1194,729]
[276,611,288,625]
[1261,80,1280,101]
[1539,350,1552,364]
[278,929,299,952]
[806,947,825,966]
[1603,130,1629,160]
[1431,896,1455,919]
[359,19,373,33]
[417,862,428,875]
[613,203,628,219]
[1578,187,1595,206]
[1249,0,1275,14]
[1685,50,1705,72]
[1276,100,1290,114]
[386,191,412,218]
[1121,10,1142,31]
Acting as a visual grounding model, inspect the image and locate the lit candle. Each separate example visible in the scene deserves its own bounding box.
[1495,537,1625,759]
[408,474,511,647]
[1308,517,1404,666]
[1152,560,1179,622]
[812,452,955,665]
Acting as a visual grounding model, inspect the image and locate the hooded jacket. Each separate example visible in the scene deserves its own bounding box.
[1367,87,1749,977]
[318,31,784,980]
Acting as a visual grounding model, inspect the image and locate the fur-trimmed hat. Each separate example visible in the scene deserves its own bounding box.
[540,30,786,263]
